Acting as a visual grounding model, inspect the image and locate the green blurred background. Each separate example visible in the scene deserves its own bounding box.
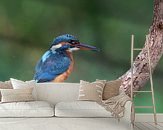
[0,0,162,113]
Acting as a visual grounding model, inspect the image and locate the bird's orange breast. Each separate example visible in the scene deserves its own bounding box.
[52,52,74,82]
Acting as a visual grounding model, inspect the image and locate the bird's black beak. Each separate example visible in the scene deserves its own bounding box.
[75,43,100,52]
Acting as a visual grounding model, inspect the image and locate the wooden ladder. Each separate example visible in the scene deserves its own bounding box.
[130,35,157,125]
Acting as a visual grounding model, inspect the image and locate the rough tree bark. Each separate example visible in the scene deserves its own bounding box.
[119,0,163,96]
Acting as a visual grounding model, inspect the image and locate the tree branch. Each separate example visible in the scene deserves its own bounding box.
[119,0,163,96]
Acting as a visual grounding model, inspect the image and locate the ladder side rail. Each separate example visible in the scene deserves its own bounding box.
[131,34,135,125]
[146,35,157,125]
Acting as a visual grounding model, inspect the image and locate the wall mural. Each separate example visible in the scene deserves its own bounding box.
[0,0,162,113]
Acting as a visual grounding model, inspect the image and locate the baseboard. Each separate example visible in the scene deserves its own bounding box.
[135,113,163,122]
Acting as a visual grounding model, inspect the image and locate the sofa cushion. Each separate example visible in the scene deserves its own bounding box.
[0,88,34,103]
[78,80,106,102]
[10,78,37,100]
[0,101,54,117]
[0,80,13,101]
[55,101,112,117]
[10,78,35,89]
[103,79,122,100]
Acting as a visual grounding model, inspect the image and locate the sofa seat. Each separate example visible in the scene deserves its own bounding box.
[0,101,54,117]
[55,101,112,117]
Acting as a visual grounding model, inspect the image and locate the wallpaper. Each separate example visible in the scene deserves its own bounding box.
[0,0,162,113]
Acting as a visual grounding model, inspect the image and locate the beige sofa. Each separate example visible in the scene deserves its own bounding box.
[0,83,132,130]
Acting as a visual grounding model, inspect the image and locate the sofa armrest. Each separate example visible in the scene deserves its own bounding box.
[122,101,132,122]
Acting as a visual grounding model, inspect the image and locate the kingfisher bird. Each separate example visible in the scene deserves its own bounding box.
[34,34,99,83]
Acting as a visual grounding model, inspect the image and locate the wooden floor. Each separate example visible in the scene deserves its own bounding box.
[134,122,163,130]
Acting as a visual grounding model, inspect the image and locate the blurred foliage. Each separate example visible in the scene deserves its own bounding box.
[0,0,162,113]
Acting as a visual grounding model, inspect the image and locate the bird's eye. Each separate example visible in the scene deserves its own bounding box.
[67,34,71,37]
[70,40,78,45]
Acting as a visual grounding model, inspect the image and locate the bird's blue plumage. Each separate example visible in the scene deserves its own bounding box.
[34,50,71,82]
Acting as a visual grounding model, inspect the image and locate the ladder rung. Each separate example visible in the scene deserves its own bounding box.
[133,48,143,51]
[133,91,152,93]
[135,106,153,109]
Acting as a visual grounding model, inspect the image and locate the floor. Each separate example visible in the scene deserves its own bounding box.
[0,118,162,130]
[134,122,163,130]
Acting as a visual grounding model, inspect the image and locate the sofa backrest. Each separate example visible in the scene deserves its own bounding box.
[35,83,80,105]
